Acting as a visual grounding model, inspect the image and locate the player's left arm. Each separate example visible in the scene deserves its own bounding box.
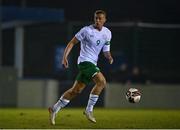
[103,29,113,64]
[103,51,113,64]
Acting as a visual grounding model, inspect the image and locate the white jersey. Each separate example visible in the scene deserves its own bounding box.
[75,25,112,65]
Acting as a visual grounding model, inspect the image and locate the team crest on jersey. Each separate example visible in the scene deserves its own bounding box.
[102,34,107,39]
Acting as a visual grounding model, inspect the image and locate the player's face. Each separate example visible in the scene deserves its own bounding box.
[94,13,106,30]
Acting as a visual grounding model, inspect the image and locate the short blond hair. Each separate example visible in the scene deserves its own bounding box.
[94,10,106,17]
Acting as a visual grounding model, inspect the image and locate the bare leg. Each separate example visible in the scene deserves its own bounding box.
[62,81,86,100]
[49,81,86,125]
[84,72,106,123]
[91,72,106,95]
[53,81,86,113]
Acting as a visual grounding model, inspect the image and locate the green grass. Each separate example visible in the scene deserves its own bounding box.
[0,108,180,129]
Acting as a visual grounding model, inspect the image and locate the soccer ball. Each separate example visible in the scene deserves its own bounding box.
[125,88,141,103]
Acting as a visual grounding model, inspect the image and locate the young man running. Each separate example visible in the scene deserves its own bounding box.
[49,10,113,125]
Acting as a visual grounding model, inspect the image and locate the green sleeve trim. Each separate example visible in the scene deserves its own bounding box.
[105,41,111,45]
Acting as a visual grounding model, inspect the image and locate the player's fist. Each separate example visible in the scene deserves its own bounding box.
[62,58,69,68]
[109,58,113,64]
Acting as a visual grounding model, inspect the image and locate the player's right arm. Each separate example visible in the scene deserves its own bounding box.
[62,37,79,68]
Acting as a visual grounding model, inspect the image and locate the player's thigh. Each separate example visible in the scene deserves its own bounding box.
[92,72,106,85]
[71,80,86,93]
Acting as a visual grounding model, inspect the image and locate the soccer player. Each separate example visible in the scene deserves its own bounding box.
[49,10,113,125]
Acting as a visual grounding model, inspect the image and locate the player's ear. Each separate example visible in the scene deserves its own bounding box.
[104,16,107,22]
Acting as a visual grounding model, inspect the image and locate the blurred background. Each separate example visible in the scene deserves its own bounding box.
[0,0,180,108]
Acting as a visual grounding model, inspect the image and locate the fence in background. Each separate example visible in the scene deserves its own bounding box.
[105,83,180,108]
[1,75,180,108]
[68,22,180,83]
[1,22,180,83]
[0,67,17,107]
[17,79,59,108]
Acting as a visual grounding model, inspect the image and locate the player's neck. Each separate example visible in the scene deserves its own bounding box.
[93,24,103,31]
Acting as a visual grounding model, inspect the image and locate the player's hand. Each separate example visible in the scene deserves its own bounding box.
[62,57,69,69]
[109,58,114,64]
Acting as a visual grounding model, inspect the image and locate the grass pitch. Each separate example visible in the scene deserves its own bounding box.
[0,108,180,129]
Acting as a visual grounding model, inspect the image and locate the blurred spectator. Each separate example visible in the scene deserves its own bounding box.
[128,66,149,84]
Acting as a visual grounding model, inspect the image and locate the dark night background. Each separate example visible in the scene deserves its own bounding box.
[1,0,180,84]
[1,0,180,109]
[2,0,180,23]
